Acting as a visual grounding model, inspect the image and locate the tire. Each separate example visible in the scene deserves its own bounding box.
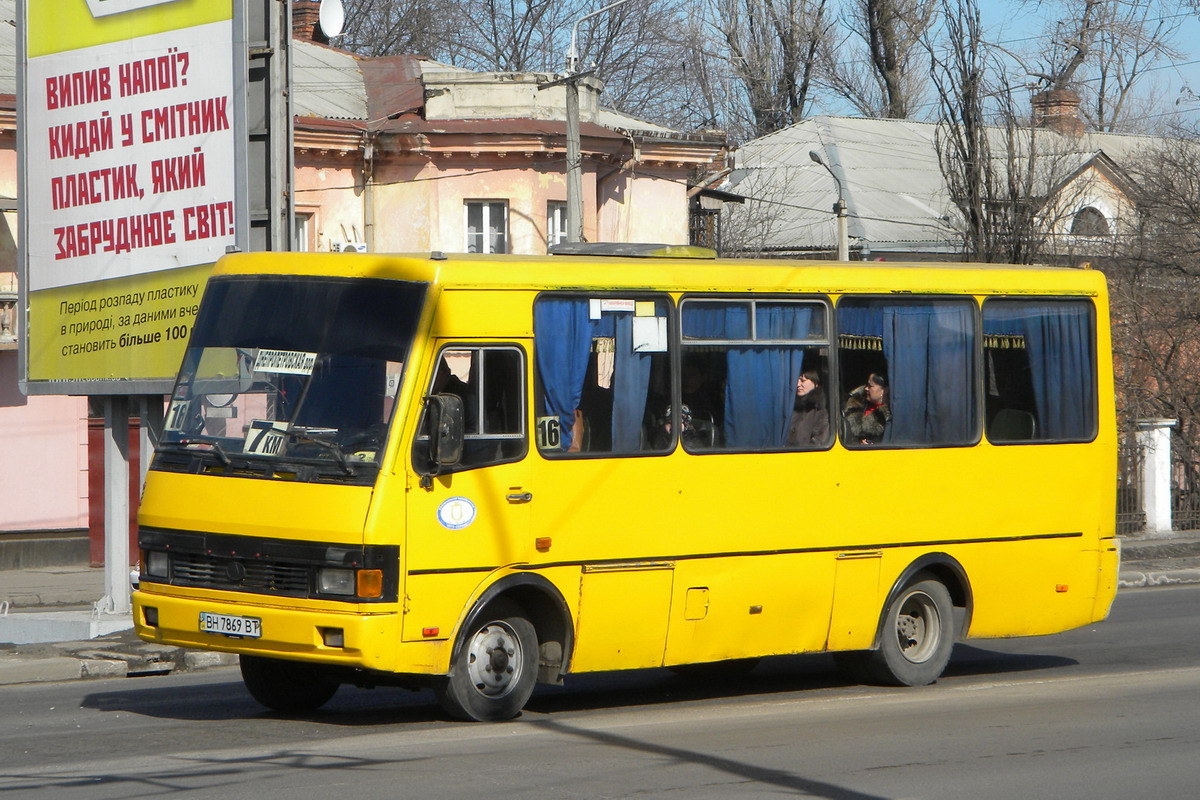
[435,601,538,722]
[860,578,955,687]
[239,655,339,713]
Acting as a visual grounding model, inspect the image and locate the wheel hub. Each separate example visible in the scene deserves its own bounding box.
[466,621,521,698]
[895,591,939,663]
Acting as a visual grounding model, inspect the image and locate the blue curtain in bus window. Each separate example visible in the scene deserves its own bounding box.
[984,301,1094,440]
[534,298,592,450]
[681,301,752,340]
[612,313,653,452]
[683,302,814,448]
[881,302,975,444]
[836,303,884,339]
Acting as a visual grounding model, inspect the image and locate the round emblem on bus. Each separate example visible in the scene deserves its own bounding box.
[437,497,477,530]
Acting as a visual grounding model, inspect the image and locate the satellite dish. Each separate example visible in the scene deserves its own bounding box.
[318,0,345,38]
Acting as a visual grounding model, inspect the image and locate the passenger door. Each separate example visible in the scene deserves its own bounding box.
[402,343,532,643]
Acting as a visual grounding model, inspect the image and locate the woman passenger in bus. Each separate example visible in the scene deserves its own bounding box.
[786,370,829,447]
[843,372,891,444]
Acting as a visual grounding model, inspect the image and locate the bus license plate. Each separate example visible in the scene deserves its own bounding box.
[199,612,262,638]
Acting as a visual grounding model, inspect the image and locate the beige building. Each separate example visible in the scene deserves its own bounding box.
[289,15,727,255]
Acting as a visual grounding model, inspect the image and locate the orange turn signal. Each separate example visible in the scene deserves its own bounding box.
[422,627,440,637]
[357,569,384,598]
[1055,584,1069,593]
[535,537,552,552]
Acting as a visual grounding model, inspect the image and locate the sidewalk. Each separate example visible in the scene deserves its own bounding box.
[2,533,1200,688]
[0,565,237,686]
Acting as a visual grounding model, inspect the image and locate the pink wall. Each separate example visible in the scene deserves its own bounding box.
[0,353,89,532]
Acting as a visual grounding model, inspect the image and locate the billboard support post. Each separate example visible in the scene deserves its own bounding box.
[99,395,131,615]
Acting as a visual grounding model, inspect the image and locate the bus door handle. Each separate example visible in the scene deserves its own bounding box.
[506,491,533,504]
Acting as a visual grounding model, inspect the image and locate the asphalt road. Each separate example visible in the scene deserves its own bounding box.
[2,585,1198,799]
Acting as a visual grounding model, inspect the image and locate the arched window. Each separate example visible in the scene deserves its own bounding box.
[1071,206,1110,237]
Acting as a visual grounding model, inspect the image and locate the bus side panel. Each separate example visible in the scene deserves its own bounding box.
[825,553,883,651]
[954,537,1103,638]
[663,552,839,665]
[571,565,674,671]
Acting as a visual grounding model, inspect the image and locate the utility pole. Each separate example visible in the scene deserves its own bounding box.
[538,0,631,243]
[565,79,583,243]
[809,150,850,261]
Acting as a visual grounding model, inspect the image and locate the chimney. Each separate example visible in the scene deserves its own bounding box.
[292,0,328,44]
[1031,88,1084,136]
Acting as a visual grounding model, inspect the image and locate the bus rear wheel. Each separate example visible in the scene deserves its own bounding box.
[240,655,339,712]
[435,601,538,722]
[858,578,955,687]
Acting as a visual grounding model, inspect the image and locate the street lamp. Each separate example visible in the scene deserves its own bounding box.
[809,150,850,261]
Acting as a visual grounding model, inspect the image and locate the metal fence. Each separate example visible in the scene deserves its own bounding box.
[1172,432,1200,531]
[1117,434,1145,535]
[1117,425,1200,534]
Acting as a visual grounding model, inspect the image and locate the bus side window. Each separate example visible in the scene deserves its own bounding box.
[413,346,527,473]
[533,295,672,456]
[836,297,977,447]
[983,299,1096,443]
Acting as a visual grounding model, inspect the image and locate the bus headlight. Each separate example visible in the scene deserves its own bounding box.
[143,550,170,579]
[317,567,356,595]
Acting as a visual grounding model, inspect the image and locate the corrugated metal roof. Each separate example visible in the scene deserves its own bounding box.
[292,40,368,120]
[730,115,1161,254]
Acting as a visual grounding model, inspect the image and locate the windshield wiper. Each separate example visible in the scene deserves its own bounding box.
[174,436,232,466]
[287,426,355,476]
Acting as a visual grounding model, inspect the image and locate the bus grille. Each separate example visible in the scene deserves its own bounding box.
[170,554,311,595]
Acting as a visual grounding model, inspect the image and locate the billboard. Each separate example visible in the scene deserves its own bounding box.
[19,0,239,392]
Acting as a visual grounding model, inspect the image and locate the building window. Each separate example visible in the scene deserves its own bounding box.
[294,212,314,252]
[1070,206,1110,237]
[465,201,508,254]
[547,201,568,249]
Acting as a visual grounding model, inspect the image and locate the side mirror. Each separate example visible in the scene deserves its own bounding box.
[427,393,464,469]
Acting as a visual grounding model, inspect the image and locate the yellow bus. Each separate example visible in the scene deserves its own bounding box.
[133,248,1119,721]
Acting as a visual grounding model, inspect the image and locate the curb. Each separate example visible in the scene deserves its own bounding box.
[1117,568,1200,589]
[0,645,238,687]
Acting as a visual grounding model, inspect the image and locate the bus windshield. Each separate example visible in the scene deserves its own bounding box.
[154,275,427,484]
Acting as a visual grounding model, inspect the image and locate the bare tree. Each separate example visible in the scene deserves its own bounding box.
[926,0,1086,263]
[705,0,834,138]
[341,0,461,58]
[823,0,936,118]
[1079,0,1181,132]
[1020,0,1182,133]
[450,0,564,72]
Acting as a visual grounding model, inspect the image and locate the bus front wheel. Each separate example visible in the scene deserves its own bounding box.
[436,601,538,722]
[240,654,339,712]
[858,578,955,687]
